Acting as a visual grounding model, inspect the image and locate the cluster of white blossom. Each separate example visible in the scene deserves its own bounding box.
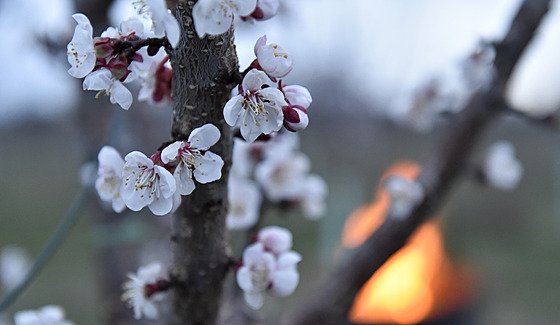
[236,226,301,309]
[12,306,75,325]
[95,124,224,216]
[227,133,327,230]
[66,0,321,319]
[225,35,312,142]
[67,0,179,109]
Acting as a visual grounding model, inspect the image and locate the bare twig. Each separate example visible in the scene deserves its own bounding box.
[289,1,551,324]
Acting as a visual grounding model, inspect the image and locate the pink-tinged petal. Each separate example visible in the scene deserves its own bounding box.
[110,80,133,110]
[261,87,287,107]
[148,194,174,215]
[253,35,267,57]
[163,14,180,48]
[242,69,270,91]
[192,0,234,38]
[83,69,112,91]
[153,165,176,198]
[283,85,312,109]
[161,141,184,164]
[269,267,299,297]
[243,291,264,310]
[175,164,196,195]
[223,96,243,126]
[253,0,279,20]
[283,106,309,132]
[193,151,223,183]
[227,0,257,16]
[188,124,221,149]
[258,226,292,255]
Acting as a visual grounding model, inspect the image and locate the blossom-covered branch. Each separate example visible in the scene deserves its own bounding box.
[289,0,551,324]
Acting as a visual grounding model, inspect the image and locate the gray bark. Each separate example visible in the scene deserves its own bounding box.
[166,1,238,324]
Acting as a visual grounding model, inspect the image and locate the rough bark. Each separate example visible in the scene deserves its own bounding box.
[289,0,551,324]
[166,1,238,324]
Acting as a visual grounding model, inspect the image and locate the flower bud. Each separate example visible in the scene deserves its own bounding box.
[93,37,114,58]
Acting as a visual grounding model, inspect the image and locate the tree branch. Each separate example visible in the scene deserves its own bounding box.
[166,1,239,324]
[289,0,551,324]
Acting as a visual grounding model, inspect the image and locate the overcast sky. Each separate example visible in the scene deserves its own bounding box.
[1,0,559,126]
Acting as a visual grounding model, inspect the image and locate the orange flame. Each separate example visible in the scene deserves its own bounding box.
[343,161,474,324]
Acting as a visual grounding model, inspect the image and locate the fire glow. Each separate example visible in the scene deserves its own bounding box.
[343,161,473,324]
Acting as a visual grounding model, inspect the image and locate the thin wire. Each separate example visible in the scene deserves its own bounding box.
[0,185,91,313]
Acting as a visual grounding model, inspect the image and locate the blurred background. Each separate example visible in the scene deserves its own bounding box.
[2,0,560,324]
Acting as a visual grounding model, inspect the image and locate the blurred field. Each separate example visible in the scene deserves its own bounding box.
[1,100,560,324]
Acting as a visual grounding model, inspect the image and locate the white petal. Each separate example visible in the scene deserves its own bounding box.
[83,69,112,91]
[243,291,264,310]
[276,251,302,268]
[240,112,262,143]
[161,141,184,164]
[242,69,269,91]
[193,151,223,183]
[236,266,254,292]
[223,96,243,127]
[112,197,127,213]
[175,164,196,195]
[124,151,154,168]
[148,195,174,215]
[269,267,299,297]
[188,124,221,149]
[110,80,133,110]
[163,14,181,48]
[153,165,177,198]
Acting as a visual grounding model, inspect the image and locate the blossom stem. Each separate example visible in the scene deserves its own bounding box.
[0,186,91,313]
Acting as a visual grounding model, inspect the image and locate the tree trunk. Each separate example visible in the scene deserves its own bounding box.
[167,1,238,324]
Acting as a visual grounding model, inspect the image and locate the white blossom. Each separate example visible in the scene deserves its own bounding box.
[237,240,301,309]
[192,0,257,38]
[484,141,523,191]
[83,69,133,110]
[257,226,292,255]
[13,305,74,325]
[95,146,126,213]
[121,151,177,215]
[254,35,293,78]
[161,124,224,195]
[0,246,30,291]
[224,69,286,142]
[133,0,180,47]
[122,262,168,320]
[384,175,424,219]
[236,242,275,309]
[67,13,96,78]
[226,177,261,230]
